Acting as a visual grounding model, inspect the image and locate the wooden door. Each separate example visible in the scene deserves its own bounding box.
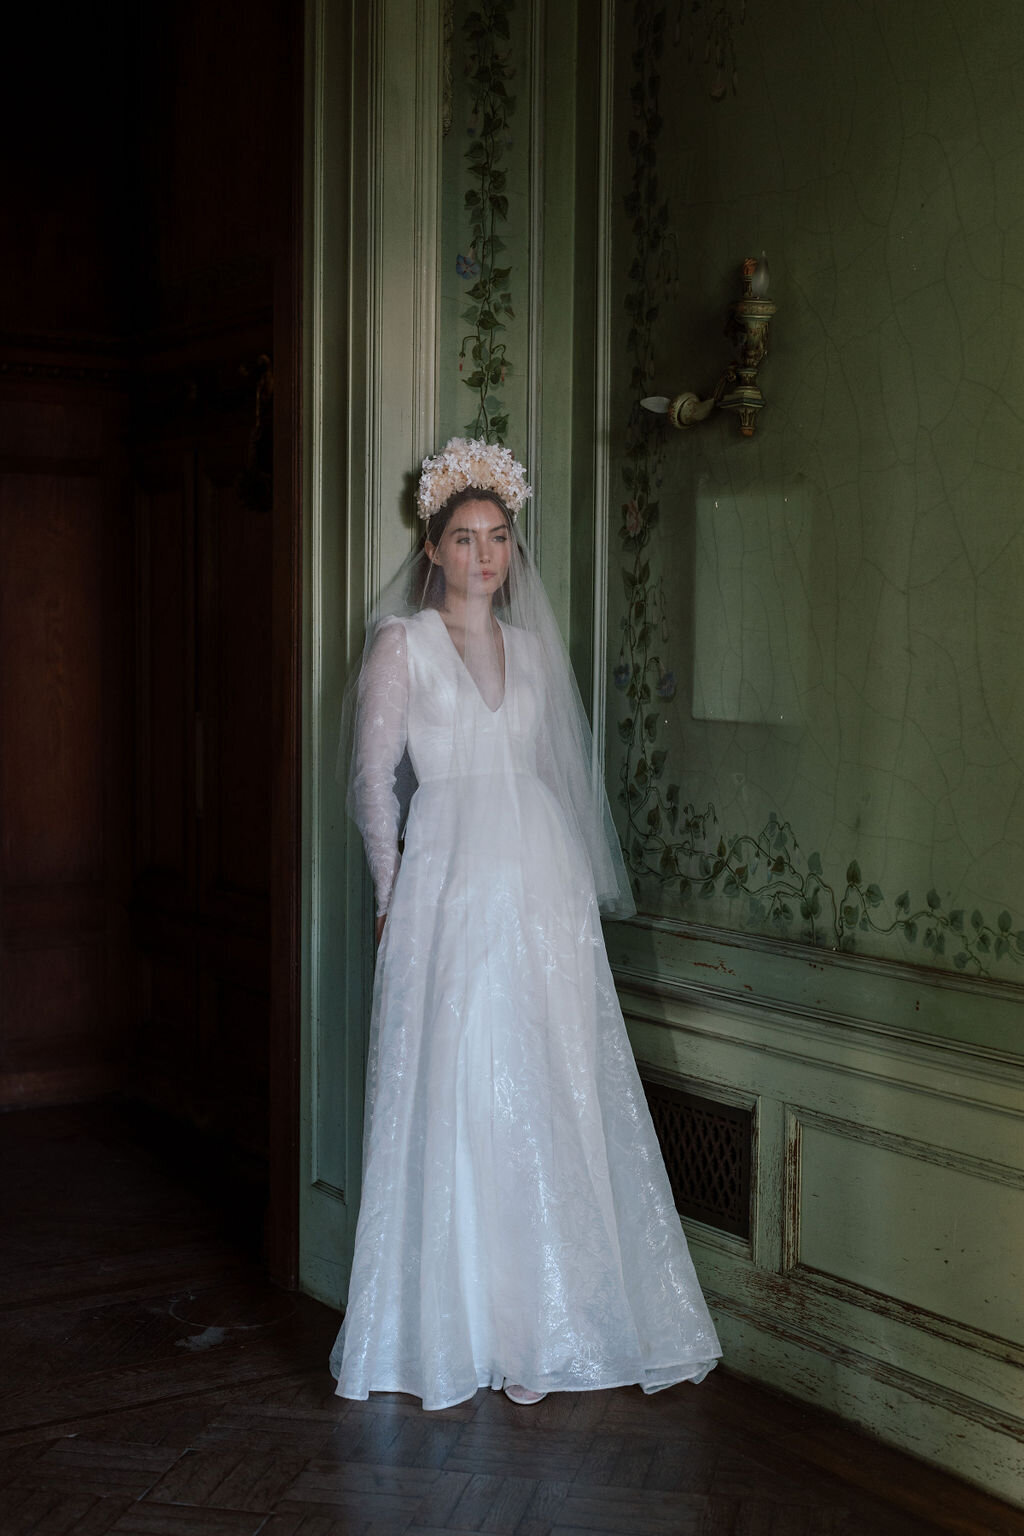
[132,417,273,1236]
[0,370,132,1109]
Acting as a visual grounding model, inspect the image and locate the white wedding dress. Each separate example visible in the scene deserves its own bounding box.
[330,607,721,1409]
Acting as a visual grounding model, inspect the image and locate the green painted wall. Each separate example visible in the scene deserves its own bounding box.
[605,0,1024,990]
[439,0,531,449]
[437,0,603,640]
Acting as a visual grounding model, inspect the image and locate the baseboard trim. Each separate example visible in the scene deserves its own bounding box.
[708,1287,1024,1507]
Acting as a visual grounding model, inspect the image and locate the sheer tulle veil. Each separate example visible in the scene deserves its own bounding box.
[338,488,635,922]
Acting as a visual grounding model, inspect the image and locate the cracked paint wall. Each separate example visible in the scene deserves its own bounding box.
[606,0,1024,980]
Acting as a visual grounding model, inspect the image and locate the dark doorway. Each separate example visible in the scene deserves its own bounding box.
[0,0,303,1286]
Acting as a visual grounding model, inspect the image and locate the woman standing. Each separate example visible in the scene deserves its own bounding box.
[330,439,721,1409]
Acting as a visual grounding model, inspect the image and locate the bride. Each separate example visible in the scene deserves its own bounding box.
[330,438,721,1409]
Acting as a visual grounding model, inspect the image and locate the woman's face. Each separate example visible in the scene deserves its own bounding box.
[426,497,511,602]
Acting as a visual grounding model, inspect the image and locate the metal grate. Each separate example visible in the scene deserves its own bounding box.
[642,1079,752,1239]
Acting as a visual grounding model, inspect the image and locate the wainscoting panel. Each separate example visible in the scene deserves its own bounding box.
[789,1109,1024,1345]
[615,950,1024,1507]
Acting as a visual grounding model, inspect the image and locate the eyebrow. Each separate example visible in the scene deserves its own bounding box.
[450,524,507,535]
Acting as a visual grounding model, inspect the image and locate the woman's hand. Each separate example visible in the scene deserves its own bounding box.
[375,912,387,947]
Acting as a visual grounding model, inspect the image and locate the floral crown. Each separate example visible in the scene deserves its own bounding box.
[416,437,532,523]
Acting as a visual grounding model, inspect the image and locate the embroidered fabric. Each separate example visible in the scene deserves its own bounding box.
[330,513,721,1409]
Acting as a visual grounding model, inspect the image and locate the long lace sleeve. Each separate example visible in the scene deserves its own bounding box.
[350,619,408,915]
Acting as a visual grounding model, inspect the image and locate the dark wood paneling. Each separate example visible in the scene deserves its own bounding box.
[1,0,302,1281]
[131,407,272,1223]
[0,373,131,1109]
[135,0,295,339]
[1,7,137,341]
[0,478,106,883]
[134,450,195,903]
[196,433,272,912]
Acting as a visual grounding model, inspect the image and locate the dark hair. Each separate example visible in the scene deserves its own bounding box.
[411,487,517,608]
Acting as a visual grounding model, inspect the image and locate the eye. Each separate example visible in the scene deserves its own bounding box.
[493,533,507,542]
[455,535,471,544]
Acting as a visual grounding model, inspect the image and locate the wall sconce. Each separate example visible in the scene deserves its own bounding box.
[642,254,776,438]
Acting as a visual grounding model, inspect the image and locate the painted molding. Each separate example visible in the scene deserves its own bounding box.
[621,980,1024,1110]
[525,0,543,554]
[303,0,328,1199]
[589,0,615,762]
[709,1283,1024,1444]
[625,910,1024,1007]
[782,1105,1024,1367]
[787,1104,1024,1198]
[301,0,443,1308]
[607,913,1024,1064]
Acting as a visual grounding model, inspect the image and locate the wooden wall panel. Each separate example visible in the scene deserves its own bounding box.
[2,5,136,340]
[130,406,272,1199]
[0,374,131,1108]
[0,479,106,883]
[196,438,272,909]
[134,456,194,898]
[3,0,302,1279]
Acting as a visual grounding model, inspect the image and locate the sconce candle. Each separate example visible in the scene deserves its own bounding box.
[749,251,770,298]
[641,254,777,438]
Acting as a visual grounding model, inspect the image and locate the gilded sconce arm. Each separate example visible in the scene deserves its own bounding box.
[643,255,776,438]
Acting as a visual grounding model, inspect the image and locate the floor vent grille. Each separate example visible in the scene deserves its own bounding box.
[642,1079,752,1240]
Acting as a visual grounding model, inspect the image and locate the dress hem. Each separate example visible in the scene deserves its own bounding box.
[333,1355,720,1413]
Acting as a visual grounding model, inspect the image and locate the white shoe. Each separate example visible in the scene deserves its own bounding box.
[503,1382,547,1405]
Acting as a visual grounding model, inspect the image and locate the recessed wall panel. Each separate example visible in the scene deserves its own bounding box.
[796,1119,1024,1343]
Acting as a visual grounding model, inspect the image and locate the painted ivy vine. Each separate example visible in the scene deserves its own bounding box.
[616,0,675,874]
[614,1,1022,978]
[456,0,517,445]
[637,804,1024,975]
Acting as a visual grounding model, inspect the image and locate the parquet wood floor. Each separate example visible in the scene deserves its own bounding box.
[1,1105,1020,1536]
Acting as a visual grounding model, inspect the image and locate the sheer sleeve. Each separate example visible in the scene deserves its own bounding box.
[350,619,409,915]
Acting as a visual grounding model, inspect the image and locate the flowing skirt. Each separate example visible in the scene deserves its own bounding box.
[330,773,721,1409]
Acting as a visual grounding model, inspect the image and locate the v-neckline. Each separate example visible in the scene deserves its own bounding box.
[430,607,507,714]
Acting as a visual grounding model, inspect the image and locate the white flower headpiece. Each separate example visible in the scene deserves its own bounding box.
[416,437,532,523]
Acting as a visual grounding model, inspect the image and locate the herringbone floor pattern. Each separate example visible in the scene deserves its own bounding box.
[1,1106,1020,1536]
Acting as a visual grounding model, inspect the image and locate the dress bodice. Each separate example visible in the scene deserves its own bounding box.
[349,608,550,914]
[403,609,543,785]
